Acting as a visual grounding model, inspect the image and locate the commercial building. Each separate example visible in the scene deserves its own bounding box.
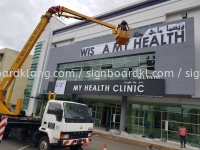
[25,0,200,146]
[0,48,33,106]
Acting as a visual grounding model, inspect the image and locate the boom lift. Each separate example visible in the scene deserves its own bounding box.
[0,5,130,150]
[0,5,130,116]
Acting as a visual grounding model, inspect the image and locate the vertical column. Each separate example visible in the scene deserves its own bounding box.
[198,110,200,142]
[148,107,153,136]
[119,96,127,133]
[71,94,76,101]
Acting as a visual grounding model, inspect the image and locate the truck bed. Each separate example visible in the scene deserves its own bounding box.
[1,114,41,128]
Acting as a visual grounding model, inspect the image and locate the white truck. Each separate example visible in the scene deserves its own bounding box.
[0,100,93,150]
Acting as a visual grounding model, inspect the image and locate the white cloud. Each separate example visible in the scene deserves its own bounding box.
[0,0,139,55]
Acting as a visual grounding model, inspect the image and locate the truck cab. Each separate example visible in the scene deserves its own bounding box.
[37,100,93,150]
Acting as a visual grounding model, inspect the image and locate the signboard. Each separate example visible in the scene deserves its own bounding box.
[80,22,186,57]
[54,80,66,94]
[48,79,165,97]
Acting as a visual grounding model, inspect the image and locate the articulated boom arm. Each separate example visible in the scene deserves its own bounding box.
[50,6,117,33]
[0,5,130,115]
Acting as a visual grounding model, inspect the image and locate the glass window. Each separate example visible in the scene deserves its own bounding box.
[112,68,124,80]
[58,68,65,72]
[101,64,112,69]
[27,80,34,86]
[34,53,40,56]
[65,68,72,71]
[63,102,91,119]
[56,76,63,80]
[91,65,101,70]
[36,43,42,47]
[92,59,102,65]
[47,102,62,115]
[112,63,124,68]
[102,58,112,64]
[32,58,39,64]
[113,57,125,63]
[80,77,89,81]
[35,102,42,116]
[88,76,101,81]
[82,71,89,76]
[35,47,42,50]
[30,68,36,71]
[72,67,81,71]
[126,55,139,62]
[100,76,111,81]
[82,61,91,66]
[140,59,155,67]
[73,62,82,67]
[125,61,139,68]
[65,63,74,68]
[58,64,65,69]
[34,52,41,56]
[140,53,155,61]
[31,64,37,67]
[82,66,90,71]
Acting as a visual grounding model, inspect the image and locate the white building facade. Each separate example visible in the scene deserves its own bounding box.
[25,0,200,146]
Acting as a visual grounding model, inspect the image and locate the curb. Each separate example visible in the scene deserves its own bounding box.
[92,131,180,150]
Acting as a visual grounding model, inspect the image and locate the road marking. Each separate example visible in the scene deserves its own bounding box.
[18,145,30,150]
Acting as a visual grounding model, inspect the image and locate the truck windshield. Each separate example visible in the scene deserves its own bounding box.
[63,102,91,119]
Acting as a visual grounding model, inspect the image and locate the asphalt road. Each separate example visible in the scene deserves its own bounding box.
[0,136,146,150]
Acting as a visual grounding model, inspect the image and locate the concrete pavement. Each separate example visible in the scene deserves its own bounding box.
[93,128,200,150]
[1,128,199,150]
[0,135,146,150]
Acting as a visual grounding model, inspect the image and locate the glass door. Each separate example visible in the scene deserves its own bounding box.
[94,105,102,127]
[152,110,162,138]
[35,101,43,116]
[112,106,121,130]
[110,107,116,130]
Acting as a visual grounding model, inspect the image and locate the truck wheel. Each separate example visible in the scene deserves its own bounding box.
[70,145,83,150]
[2,128,10,139]
[2,133,9,139]
[38,136,53,150]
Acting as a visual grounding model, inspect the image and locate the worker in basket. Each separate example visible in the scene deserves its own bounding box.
[120,20,129,31]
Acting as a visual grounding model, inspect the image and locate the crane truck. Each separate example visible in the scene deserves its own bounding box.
[0,5,130,150]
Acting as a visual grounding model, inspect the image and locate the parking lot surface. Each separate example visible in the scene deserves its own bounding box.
[1,136,146,150]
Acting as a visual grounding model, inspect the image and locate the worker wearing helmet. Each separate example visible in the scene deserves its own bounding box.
[120,20,129,31]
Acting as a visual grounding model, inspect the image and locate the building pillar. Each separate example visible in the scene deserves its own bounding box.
[147,106,153,136]
[198,110,200,142]
[119,96,127,133]
[72,94,76,101]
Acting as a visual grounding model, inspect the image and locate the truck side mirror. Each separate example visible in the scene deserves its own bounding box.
[56,109,63,122]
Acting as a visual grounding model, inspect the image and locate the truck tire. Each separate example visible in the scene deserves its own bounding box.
[2,133,9,139]
[38,136,53,150]
[2,128,11,139]
[70,145,83,150]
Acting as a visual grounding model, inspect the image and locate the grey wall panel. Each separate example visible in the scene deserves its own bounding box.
[40,17,195,95]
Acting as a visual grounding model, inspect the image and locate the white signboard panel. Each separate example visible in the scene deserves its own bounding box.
[54,80,67,94]
[80,22,186,57]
